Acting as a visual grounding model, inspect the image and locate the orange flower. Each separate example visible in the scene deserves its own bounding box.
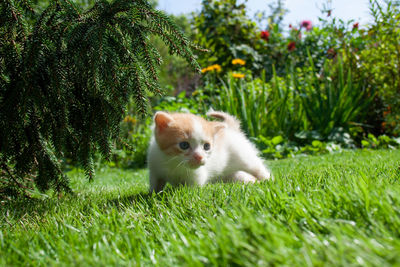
[123,116,137,124]
[201,64,222,73]
[232,59,246,65]
[212,64,222,72]
[383,106,391,116]
[232,73,245,79]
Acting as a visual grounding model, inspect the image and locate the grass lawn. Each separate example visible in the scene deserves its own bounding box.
[1,149,400,266]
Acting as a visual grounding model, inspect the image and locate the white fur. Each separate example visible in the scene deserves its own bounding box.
[147,114,272,193]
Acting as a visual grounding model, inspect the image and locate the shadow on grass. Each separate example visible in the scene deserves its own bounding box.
[103,185,183,211]
[0,185,182,225]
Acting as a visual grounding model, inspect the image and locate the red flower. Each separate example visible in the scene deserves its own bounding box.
[260,30,270,41]
[301,20,312,31]
[353,22,359,29]
[288,41,296,51]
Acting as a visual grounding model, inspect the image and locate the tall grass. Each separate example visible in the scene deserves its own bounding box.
[293,51,375,139]
[213,69,302,138]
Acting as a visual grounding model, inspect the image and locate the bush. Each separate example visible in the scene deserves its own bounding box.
[357,0,400,136]
[193,0,260,71]
[112,116,152,169]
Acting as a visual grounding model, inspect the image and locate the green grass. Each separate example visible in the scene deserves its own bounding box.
[1,150,400,266]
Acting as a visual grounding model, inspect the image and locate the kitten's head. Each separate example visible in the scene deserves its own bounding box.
[154,111,225,169]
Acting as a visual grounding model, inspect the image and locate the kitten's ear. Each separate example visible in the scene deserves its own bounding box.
[212,122,226,134]
[154,111,174,131]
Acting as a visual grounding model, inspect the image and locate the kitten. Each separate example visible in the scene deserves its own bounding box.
[147,111,272,192]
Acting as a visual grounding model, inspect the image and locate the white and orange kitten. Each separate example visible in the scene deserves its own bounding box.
[147,111,272,192]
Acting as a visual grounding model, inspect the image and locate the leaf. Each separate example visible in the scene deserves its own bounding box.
[272,135,284,145]
[361,140,370,147]
[312,140,323,148]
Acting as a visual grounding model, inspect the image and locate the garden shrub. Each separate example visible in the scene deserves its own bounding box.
[193,0,260,72]
[112,116,152,169]
[357,0,400,136]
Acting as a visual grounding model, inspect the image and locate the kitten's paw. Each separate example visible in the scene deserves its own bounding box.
[230,171,257,183]
[255,167,273,181]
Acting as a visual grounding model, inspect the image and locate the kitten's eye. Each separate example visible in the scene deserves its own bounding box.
[203,143,211,151]
[179,141,190,150]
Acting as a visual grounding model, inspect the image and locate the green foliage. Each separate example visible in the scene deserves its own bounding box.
[0,0,199,196]
[31,0,159,12]
[112,116,152,169]
[361,134,400,149]
[198,53,373,145]
[154,90,205,113]
[255,134,400,160]
[192,0,368,80]
[292,52,374,141]
[202,72,294,138]
[31,0,95,11]
[2,150,400,265]
[153,14,200,94]
[254,135,343,159]
[282,16,366,74]
[357,0,400,135]
[193,0,259,70]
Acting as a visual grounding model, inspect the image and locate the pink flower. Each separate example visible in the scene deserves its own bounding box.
[288,41,296,51]
[260,30,270,41]
[301,20,312,31]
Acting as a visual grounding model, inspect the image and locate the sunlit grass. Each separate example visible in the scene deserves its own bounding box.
[1,150,400,266]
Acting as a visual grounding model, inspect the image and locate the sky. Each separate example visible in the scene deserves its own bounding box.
[157,0,376,28]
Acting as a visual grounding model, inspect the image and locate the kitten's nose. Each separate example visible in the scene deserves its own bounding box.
[193,153,203,164]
